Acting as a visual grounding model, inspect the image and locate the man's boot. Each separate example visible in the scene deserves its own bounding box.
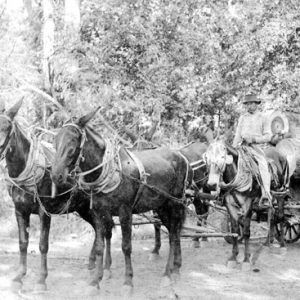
[258,190,271,209]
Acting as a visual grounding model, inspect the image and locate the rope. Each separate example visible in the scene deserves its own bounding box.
[77,137,121,194]
[220,148,254,192]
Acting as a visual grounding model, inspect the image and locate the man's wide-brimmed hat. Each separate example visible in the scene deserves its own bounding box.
[242,93,261,104]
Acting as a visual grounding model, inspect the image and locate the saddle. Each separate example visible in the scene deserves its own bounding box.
[242,146,287,191]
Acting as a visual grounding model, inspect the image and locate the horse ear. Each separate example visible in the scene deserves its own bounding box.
[77,106,101,128]
[7,98,24,120]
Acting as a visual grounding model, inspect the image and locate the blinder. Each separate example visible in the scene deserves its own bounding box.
[0,115,14,160]
[61,123,87,177]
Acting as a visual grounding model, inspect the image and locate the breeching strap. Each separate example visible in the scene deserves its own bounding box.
[125,149,149,210]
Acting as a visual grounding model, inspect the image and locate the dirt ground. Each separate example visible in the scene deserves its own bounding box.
[1,214,300,300]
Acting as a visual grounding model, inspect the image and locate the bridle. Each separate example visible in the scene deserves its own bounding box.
[0,115,14,161]
[61,123,87,178]
[204,142,228,175]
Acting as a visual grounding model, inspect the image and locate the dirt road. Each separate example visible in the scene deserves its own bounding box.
[0,222,300,300]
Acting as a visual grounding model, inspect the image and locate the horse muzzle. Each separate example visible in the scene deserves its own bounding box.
[207,173,221,191]
[51,166,69,186]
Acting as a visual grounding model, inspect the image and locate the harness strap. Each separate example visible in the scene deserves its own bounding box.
[125,149,149,210]
[190,159,206,171]
[177,152,191,195]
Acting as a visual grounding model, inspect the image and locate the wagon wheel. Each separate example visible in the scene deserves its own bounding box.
[221,213,244,244]
[275,221,300,243]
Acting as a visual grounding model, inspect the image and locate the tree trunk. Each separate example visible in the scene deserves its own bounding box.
[63,0,81,78]
[42,0,54,92]
[23,0,33,19]
[64,0,81,41]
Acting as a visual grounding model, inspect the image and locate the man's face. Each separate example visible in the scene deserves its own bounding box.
[244,101,259,114]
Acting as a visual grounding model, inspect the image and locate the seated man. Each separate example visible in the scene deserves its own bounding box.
[232,93,282,207]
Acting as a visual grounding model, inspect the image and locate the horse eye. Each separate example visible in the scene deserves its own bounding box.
[67,148,75,157]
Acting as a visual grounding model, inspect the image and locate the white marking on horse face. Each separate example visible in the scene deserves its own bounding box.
[205,142,228,189]
[205,142,227,171]
[207,165,221,188]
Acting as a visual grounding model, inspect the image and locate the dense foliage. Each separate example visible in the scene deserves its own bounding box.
[1,0,300,142]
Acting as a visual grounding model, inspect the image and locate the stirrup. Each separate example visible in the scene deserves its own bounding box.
[258,197,272,209]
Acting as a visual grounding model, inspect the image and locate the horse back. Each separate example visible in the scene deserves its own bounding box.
[121,146,192,199]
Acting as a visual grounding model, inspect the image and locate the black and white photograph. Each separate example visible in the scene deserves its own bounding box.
[1,0,300,299]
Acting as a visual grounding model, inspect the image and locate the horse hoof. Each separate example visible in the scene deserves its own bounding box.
[227,260,237,269]
[103,269,112,280]
[88,262,96,270]
[160,285,177,299]
[11,281,22,293]
[160,276,172,288]
[192,240,200,248]
[241,262,251,272]
[34,283,47,292]
[149,253,160,261]
[280,247,287,255]
[85,284,100,297]
[270,244,281,254]
[171,272,180,283]
[89,268,96,277]
[122,284,133,298]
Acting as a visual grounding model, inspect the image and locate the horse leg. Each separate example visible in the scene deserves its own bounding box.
[171,206,185,281]
[77,211,97,270]
[119,206,133,292]
[88,240,96,271]
[35,212,51,291]
[264,207,275,247]
[87,212,105,293]
[103,219,113,280]
[11,209,30,291]
[277,196,286,249]
[225,196,239,268]
[157,209,175,286]
[241,209,252,271]
[150,223,161,259]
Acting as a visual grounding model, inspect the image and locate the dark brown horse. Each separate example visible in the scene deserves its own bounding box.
[147,141,209,255]
[204,140,289,270]
[0,100,102,292]
[51,108,192,294]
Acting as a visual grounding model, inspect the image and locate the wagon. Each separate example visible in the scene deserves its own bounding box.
[210,109,300,244]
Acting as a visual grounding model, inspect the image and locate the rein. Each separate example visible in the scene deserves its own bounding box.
[62,124,122,208]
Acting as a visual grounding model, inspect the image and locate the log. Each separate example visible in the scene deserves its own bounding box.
[182,224,215,233]
[115,219,161,226]
[181,232,238,238]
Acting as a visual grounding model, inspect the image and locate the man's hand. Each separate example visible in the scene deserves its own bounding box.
[243,135,254,145]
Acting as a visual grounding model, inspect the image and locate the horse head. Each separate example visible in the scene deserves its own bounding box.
[52,106,102,186]
[0,98,23,159]
[203,140,234,193]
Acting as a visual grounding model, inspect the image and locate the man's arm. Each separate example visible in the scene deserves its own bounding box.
[232,116,243,147]
[254,115,273,143]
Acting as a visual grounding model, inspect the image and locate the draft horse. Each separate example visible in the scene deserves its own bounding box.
[51,108,192,294]
[151,141,210,252]
[0,100,99,291]
[204,140,289,270]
